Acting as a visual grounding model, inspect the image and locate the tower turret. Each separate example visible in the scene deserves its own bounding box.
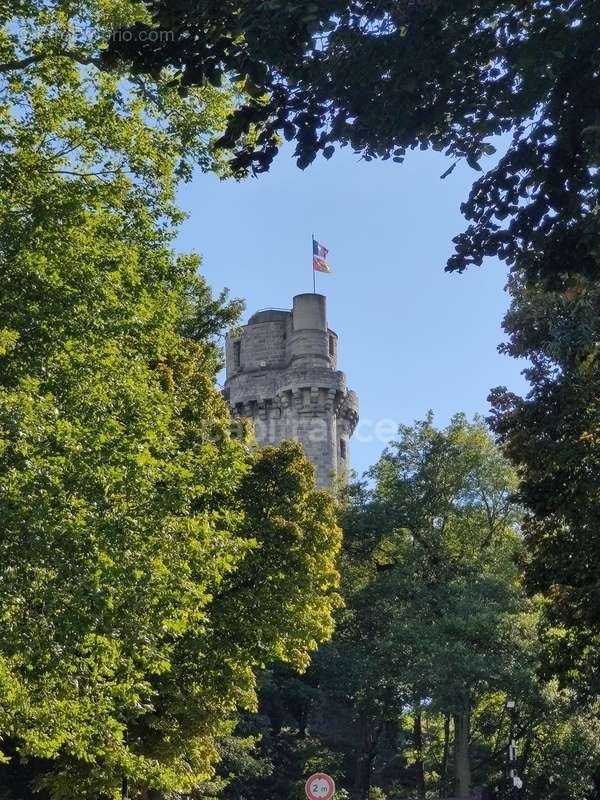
[224,293,358,486]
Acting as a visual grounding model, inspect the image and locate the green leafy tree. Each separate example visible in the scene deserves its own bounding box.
[214,416,600,800]
[8,3,600,701]
[512,685,600,800]
[99,3,600,674]
[0,3,341,797]
[102,0,600,283]
[221,417,533,800]
[345,414,529,800]
[489,274,600,693]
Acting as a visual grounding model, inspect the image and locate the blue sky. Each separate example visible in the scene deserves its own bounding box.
[176,144,529,477]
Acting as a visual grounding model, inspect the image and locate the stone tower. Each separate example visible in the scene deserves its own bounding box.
[224,293,359,486]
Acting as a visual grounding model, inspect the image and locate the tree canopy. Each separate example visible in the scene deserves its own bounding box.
[210,416,600,800]
[0,3,341,797]
[3,2,600,797]
[353,414,527,800]
[489,273,600,694]
[102,0,600,282]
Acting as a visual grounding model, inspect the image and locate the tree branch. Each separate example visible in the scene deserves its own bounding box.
[0,54,45,73]
[0,49,101,74]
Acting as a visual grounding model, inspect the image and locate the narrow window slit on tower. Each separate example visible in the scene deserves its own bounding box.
[340,438,347,460]
[233,339,241,369]
[328,335,335,357]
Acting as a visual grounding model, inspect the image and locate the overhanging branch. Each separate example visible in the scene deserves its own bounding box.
[0,49,101,73]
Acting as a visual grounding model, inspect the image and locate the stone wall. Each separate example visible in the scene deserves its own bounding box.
[224,294,358,486]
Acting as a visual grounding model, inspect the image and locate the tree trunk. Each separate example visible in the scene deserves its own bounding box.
[353,751,376,800]
[439,713,451,799]
[298,695,311,738]
[453,707,471,800]
[413,705,426,800]
[352,713,383,800]
[592,763,600,800]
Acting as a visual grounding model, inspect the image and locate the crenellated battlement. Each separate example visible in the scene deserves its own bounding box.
[230,386,358,426]
[224,294,358,486]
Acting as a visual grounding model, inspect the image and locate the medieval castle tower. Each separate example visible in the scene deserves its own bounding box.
[224,293,359,486]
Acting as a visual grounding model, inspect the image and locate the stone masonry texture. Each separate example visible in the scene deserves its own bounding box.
[223,294,359,487]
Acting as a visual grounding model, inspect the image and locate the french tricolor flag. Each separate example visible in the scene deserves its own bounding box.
[312,238,332,273]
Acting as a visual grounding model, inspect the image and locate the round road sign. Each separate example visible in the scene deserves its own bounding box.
[305,772,335,800]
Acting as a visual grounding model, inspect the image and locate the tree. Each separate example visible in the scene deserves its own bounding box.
[513,684,600,800]
[100,0,600,283]
[222,416,531,800]
[489,274,600,693]
[94,0,600,695]
[0,3,341,797]
[352,414,528,800]
[213,416,600,800]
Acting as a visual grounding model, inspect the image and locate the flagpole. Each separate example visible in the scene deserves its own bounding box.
[312,233,316,293]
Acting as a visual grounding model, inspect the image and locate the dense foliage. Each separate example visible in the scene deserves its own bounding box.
[103,1,600,682]
[3,3,600,799]
[8,3,600,683]
[489,274,600,694]
[0,3,341,797]
[210,417,600,800]
[105,0,600,284]
[331,415,529,800]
